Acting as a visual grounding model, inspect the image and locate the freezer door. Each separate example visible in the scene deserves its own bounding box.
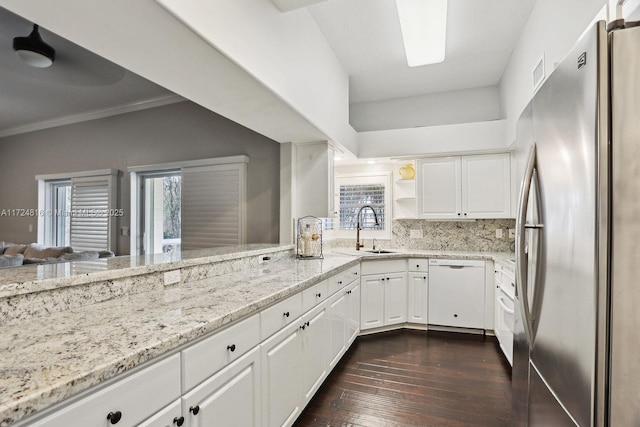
[609,24,640,427]
[527,21,607,427]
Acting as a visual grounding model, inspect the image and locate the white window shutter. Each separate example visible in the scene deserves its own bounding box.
[70,174,117,252]
[181,163,247,250]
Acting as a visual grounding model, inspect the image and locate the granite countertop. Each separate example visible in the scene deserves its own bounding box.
[0,244,293,299]
[0,248,514,426]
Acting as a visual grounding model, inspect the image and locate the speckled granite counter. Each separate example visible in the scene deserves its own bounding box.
[0,248,513,426]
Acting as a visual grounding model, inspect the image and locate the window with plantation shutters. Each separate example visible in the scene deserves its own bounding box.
[181,163,247,250]
[335,173,392,239]
[36,169,120,252]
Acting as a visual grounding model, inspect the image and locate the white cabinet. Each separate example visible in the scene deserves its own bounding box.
[407,273,428,324]
[360,273,385,329]
[300,304,329,403]
[261,318,303,427]
[345,281,361,345]
[28,354,181,427]
[494,264,515,366]
[182,347,261,427]
[327,289,348,369]
[428,259,486,329]
[417,153,511,219]
[384,274,408,325]
[361,260,408,331]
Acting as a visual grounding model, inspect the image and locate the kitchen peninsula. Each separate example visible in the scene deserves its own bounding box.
[1,245,514,426]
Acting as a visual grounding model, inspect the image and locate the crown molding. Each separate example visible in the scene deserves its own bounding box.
[0,94,185,139]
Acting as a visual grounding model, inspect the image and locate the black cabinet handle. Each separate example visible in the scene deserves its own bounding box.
[283,311,290,317]
[300,324,306,330]
[174,416,185,426]
[423,276,427,280]
[457,213,461,216]
[316,293,322,298]
[464,213,468,216]
[345,290,352,295]
[190,405,200,415]
[416,264,420,268]
[454,314,458,318]
[227,344,236,352]
[107,411,122,424]
[354,272,358,275]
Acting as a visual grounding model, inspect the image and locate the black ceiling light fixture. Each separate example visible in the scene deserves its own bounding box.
[13,24,56,68]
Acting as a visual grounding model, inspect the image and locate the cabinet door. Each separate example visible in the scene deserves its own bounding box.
[461,153,511,218]
[182,347,261,427]
[408,273,428,324]
[300,303,328,403]
[417,157,462,219]
[346,282,361,345]
[327,290,347,369]
[361,274,385,330]
[383,273,407,325]
[261,320,302,427]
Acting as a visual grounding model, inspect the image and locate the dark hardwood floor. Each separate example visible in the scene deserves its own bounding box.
[295,329,512,427]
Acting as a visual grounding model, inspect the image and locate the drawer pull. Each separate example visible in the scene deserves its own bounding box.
[174,416,185,426]
[227,344,236,352]
[454,314,458,318]
[190,405,200,415]
[107,411,122,424]
[300,321,310,330]
[316,293,322,298]
[283,311,290,318]
[338,281,343,285]
[345,290,352,295]
[416,264,420,268]
[423,276,427,280]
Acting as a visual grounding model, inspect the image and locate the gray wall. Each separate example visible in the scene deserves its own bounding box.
[0,101,280,254]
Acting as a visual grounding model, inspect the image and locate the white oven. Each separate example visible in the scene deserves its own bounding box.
[495,269,515,366]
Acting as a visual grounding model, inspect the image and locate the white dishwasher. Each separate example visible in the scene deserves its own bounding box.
[428,259,486,329]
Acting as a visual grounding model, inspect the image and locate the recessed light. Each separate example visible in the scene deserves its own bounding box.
[396,0,447,67]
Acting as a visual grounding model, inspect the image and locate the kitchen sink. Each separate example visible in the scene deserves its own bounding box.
[365,250,395,254]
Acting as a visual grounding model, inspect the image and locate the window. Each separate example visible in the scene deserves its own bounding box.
[37,169,120,251]
[129,156,248,255]
[335,173,391,239]
[140,172,182,254]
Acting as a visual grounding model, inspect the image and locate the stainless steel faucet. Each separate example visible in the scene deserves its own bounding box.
[355,205,379,250]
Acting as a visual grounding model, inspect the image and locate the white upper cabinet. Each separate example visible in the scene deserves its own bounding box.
[417,157,462,219]
[417,153,511,219]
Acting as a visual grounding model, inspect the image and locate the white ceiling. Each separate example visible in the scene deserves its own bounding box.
[0,0,537,137]
[308,0,537,103]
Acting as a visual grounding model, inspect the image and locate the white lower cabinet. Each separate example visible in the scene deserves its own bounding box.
[27,354,181,427]
[345,281,361,345]
[360,273,385,329]
[182,346,261,427]
[361,272,407,330]
[327,288,348,368]
[407,272,428,324]
[261,319,303,427]
[301,304,329,402]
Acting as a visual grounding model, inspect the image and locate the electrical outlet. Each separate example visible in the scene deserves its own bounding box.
[258,255,271,264]
[496,229,503,239]
[509,229,515,239]
[164,270,180,286]
[409,229,423,239]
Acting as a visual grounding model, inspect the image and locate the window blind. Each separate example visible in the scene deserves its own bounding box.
[339,183,385,230]
[69,175,116,252]
[181,163,247,250]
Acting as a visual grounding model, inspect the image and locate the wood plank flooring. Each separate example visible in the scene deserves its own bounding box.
[294,329,512,427]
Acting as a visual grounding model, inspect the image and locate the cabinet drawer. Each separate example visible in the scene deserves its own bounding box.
[182,314,260,392]
[407,258,428,272]
[302,280,329,313]
[29,354,181,427]
[260,292,303,340]
[361,259,406,275]
[327,265,360,295]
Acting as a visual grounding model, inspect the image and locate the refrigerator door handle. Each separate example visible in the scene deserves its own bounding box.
[516,144,539,346]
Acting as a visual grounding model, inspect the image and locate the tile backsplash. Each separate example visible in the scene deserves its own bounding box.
[328,219,516,252]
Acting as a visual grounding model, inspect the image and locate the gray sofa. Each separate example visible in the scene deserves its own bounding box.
[0,242,114,269]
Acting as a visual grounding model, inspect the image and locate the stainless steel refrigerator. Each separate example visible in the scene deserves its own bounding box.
[512,19,640,426]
